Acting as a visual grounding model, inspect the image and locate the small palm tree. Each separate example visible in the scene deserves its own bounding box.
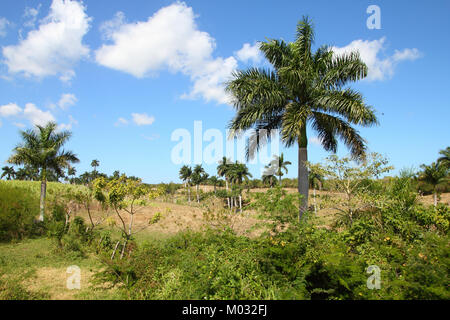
[91,159,100,178]
[265,153,292,186]
[217,157,232,191]
[217,157,233,207]
[179,165,193,202]
[262,172,277,188]
[1,166,16,180]
[226,16,377,221]
[209,175,220,194]
[437,147,450,169]
[229,162,252,212]
[191,164,208,203]
[419,162,448,206]
[8,122,79,221]
[68,166,76,184]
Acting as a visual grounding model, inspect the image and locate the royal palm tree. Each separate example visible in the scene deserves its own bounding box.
[91,159,100,178]
[437,147,450,169]
[226,17,377,221]
[7,122,79,221]
[15,165,39,181]
[1,166,16,180]
[265,153,292,186]
[179,165,193,202]
[419,162,448,207]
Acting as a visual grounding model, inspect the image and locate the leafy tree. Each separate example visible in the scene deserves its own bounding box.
[1,166,16,180]
[308,153,393,226]
[94,176,161,242]
[265,153,292,186]
[191,165,208,203]
[7,122,79,221]
[226,17,378,221]
[179,165,193,202]
[419,162,448,207]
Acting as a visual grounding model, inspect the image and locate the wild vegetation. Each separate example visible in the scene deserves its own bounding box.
[0,17,449,300]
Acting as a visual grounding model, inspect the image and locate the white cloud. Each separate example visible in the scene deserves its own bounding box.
[235,43,262,64]
[23,103,55,126]
[2,0,91,82]
[23,4,42,28]
[99,11,126,41]
[58,93,77,110]
[0,17,11,37]
[57,115,78,131]
[95,2,236,105]
[132,113,155,126]
[115,117,129,127]
[0,103,22,117]
[332,37,422,81]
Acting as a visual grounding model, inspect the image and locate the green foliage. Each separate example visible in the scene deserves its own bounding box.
[0,182,42,241]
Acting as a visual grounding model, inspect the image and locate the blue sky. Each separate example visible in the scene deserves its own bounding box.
[0,0,449,183]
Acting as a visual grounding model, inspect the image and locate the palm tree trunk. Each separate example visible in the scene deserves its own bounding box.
[298,136,309,222]
[239,194,242,213]
[434,192,438,207]
[196,184,200,203]
[279,174,282,187]
[39,178,47,222]
[188,183,191,202]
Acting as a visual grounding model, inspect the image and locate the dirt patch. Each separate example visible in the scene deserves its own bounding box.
[23,267,94,300]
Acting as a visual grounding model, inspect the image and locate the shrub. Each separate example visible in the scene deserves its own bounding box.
[0,182,41,242]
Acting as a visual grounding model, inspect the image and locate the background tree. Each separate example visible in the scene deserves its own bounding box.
[437,146,450,169]
[217,157,233,207]
[179,165,193,202]
[229,162,252,212]
[226,16,378,221]
[419,162,448,206]
[91,159,100,178]
[265,153,291,186]
[1,166,16,180]
[191,165,208,203]
[208,175,220,194]
[15,165,39,181]
[262,172,277,188]
[7,122,79,221]
[67,166,76,184]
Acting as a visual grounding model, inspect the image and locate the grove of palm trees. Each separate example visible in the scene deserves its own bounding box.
[0,9,449,305]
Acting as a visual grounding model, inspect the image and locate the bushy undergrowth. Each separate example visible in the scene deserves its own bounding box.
[0,183,43,241]
[0,179,449,300]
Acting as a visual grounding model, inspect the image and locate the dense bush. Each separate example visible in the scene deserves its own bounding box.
[0,182,42,241]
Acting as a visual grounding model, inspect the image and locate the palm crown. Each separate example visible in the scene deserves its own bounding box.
[226,16,378,218]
